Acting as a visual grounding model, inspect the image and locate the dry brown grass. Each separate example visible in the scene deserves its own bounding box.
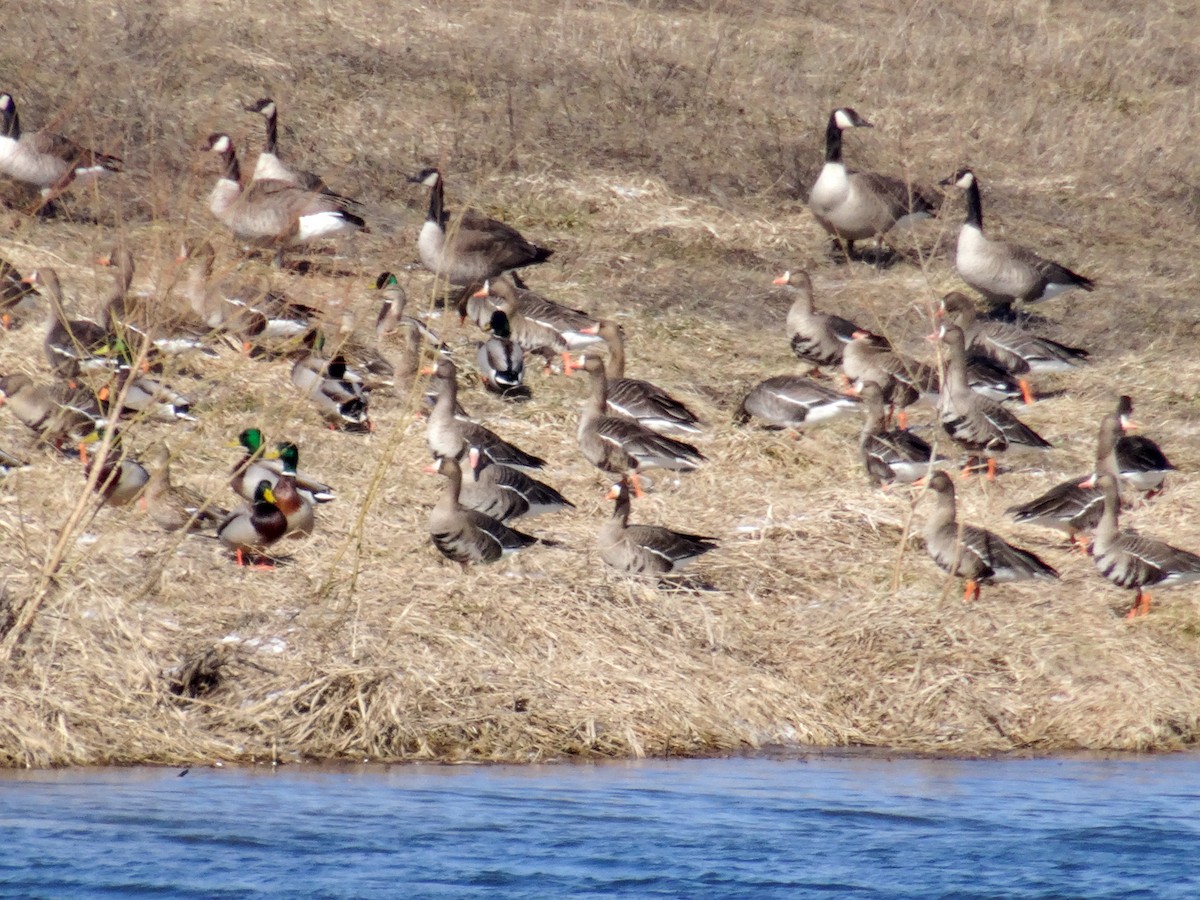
[1,0,1200,766]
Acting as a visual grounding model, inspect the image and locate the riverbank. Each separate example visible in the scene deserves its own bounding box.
[2,0,1200,767]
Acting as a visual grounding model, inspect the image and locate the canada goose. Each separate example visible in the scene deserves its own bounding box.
[859,381,942,486]
[578,355,705,491]
[446,446,574,522]
[0,373,102,450]
[594,320,703,435]
[203,133,365,268]
[218,479,289,567]
[142,443,227,533]
[735,375,860,430]
[0,256,39,329]
[228,428,334,505]
[263,442,316,538]
[775,269,860,371]
[923,470,1059,601]
[599,476,718,576]
[26,269,118,380]
[936,323,1051,477]
[242,97,361,208]
[410,167,553,286]
[941,169,1094,311]
[0,93,121,206]
[428,455,539,568]
[80,428,150,507]
[808,107,936,259]
[477,309,526,395]
[842,330,937,428]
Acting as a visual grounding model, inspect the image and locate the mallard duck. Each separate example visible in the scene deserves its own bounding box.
[923,470,1059,601]
[734,375,860,430]
[599,476,718,576]
[0,255,39,329]
[468,277,602,369]
[859,381,941,486]
[80,428,150,507]
[776,269,860,371]
[142,443,227,532]
[447,446,574,522]
[593,320,703,435]
[476,309,526,396]
[97,367,193,423]
[217,479,289,567]
[263,442,315,538]
[228,428,335,505]
[428,456,539,568]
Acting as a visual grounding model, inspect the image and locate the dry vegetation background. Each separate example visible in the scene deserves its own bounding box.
[1,0,1200,766]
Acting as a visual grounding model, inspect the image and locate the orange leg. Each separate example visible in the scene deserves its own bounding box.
[1,312,10,330]
[1126,591,1152,619]
[630,473,646,498]
[235,548,247,567]
[986,458,997,481]
[1019,379,1034,406]
[896,409,909,431]
[963,580,980,602]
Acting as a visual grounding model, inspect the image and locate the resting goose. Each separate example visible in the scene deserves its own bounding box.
[578,355,705,490]
[941,169,1094,311]
[599,476,718,576]
[923,470,1059,601]
[410,167,553,286]
[936,323,1051,477]
[0,93,121,205]
[1113,395,1175,494]
[142,443,227,533]
[594,320,703,435]
[808,107,936,259]
[468,276,602,365]
[243,98,361,208]
[939,291,1089,375]
[218,479,289,567]
[447,446,574,522]
[842,330,937,428]
[859,381,941,486]
[27,269,116,380]
[735,375,860,430]
[1090,473,1200,618]
[203,133,365,268]
[776,269,860,371]
[428,456,539,568]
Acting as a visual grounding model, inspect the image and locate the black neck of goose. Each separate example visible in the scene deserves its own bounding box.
[1,103,18,140]
[963,179,983,229]
[263,108,279,155]
[427,175,444,225]
[824,115,843,163]
[220,146,240,183]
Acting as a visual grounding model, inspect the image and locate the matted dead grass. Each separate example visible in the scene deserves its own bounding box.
[1,0,1200,766]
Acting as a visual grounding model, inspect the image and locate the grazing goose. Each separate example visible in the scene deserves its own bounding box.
[941,169,1094,312]
[204,133,365,268]
[476,309,526,396]
[0,373,102,450]
[242,97,361,208]
[735,374,860,430]
[923,470,1059,601]
[808,107,936,259]
[218,479,289,567]
[80,428,150,507]
[263,442,315,538]
[428,455,539,568]
[427,358,546,471]
[0,93,121,205]
[594,320,703,435]
[27,269,117,381]
[447,446,574,523]
[142,443,227,533]
[842,330,937,428]
[776,269,860,371]
[228,428,334,505]
[0,256,39,329]
[468,276,602,364]
[1089,473,1200,618]
[859,381,941,486]
[410,167,553,285]
[599,476,718,576]
[936,323,1051,477]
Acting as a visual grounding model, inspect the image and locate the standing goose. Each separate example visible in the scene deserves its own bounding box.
[27,269,117,381]
[444,446,574,523]
[203,133,365,268]
[594,320,703,435]
[428,455,538,568]
[776,269,861,371]
[1089,473,1200,618]
[735,374,860,430]
[242,98,361,208]
[842,330,937,429]
[807,107,936,259]
[0,93,121,206]
[468,276,602,365]
[142,443,227,533]
[936,323,1051,477]
[1113,395,1175,495]
[218,479,289,567]
[228,428,334,505]
[578,355,705,492]
[476,309,526,396]
[859,381,941,487]
[923,470,1059,601]
[410,167,553,286]
[599,476,718,576]
[263,442,316,538]
[941,169,1094,312]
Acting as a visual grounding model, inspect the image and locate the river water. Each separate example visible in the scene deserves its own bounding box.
[1,753,1197,897]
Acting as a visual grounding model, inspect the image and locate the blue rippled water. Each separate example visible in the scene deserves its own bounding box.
[2,753,1198,898]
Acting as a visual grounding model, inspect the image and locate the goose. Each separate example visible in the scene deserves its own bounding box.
[263,442,315,538]
[599,476,718,576]
[923,470,1059,601]
[578,355,705,492]
[427,358,546,471]
[142,443,227,533]
[242,97,361,208]
[80,428,150,507]
[807,107,936,259]
[0,373,103,450]
[936,323,1051,477]
[941,169,1094,312]
[1113,395,1175,495]
[1089,473,1200,618]
[291,345,372,432]
[409,167,553,286]
[842,330,937,428]
[859,381,942,486]
[467,276,602,365]
[428,455,539,568]
[0,92,121,205]
[593,320,703,435]
[0,256,39,329]
[938,291,1089,375]
[735,374,860,430]
[443,446,574,522]
[228,428,334,505]
[476,309,526,395]
[203,133,365,268]
[218,479,289,567]
[776,269,860,371]
[26,269,118,380]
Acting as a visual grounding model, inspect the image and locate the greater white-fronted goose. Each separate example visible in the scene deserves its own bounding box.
[204,133,365,268]
[142,443,227,533]
[428,455,539,568]
[0,373,102,450]
[410,167,553,286]
[776,269,860,371]
[735,374,860,430]
[808,107,936,259]
[263,442,316,538]
[936,323,1051,477]
[941,169,1094,312]
[476,309,526,396]
[859,381,941,486]
[1089,473,1200,618]
[427,358,546,471]
[578,354,705,490]
[939,291,1089,376]
[27,269,116,381]
[229,428,334,505]
[447,446,574,522]
[842,330,937,428]
[0,93,121,205]
[923,470,1059,601]
[594,320,703,435]
[0,256,38,329]
[468,276,602,363]
[242,98,361,208]
[218,479,289,567]
[1113,395,1175,495]
[599,475,718,576]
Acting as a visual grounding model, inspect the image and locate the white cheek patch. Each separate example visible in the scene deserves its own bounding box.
[212,135,231,153]
[833,109,855,130]
[956,172,974,189]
